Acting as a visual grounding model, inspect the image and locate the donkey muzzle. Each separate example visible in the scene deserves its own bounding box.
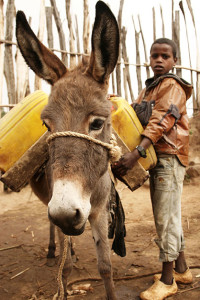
[48,211,86,236]
[48,179,91,236]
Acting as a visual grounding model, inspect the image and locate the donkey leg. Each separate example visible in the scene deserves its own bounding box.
[47,220,56,258]
[70,237,77,262]
[46,221,57,267]
[89,213,117,300]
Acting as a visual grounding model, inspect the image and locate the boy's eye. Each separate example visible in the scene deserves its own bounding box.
[151,53,170,60]
[151,54,158,59]
[89,118,104,131]
[162,54,169,59]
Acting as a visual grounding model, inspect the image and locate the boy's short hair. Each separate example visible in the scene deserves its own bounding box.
[150,38,177,58]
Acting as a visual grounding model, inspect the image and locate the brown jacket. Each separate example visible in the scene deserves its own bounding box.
[136,74,193,166]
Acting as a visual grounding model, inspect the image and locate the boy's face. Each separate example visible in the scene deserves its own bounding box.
[150,43,177,78]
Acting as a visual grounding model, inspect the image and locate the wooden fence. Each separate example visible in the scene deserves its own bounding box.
[0,0,200,117]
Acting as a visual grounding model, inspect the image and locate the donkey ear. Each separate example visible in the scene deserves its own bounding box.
[16,11,67,85]
[86,1,119,83]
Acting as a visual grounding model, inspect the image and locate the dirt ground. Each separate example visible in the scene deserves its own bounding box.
[0,178,200,300]
[0,116,200,300]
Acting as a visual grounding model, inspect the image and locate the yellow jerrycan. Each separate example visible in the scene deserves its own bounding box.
[0,90,48,172]
[110,96,157,170]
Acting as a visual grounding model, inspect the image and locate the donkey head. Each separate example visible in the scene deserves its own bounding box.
[16,1,119,235]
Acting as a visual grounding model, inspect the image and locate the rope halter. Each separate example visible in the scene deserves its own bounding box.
[46,131,122,163]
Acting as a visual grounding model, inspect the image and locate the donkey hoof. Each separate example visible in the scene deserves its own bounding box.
[46,257,56,267]
[72,254,79,263]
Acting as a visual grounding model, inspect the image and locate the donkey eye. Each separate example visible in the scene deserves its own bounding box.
[89,118,104,131]
[42,120,51,131]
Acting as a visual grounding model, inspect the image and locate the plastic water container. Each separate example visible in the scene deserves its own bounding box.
[0,90,48,172]
[110,96,157,170]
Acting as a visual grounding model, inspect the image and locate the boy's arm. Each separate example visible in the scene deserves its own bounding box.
[111,137,152,177]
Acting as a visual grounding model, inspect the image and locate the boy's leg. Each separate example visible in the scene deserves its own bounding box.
[175,251,188,273]
[140,261,177,300]
[140,156,185,299]
[173,251,193,284]
[150,156,186,280]
[140,156,192,299]
[154,251,193,285]
[161,261,173,285]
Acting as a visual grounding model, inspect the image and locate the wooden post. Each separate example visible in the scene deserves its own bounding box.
[0,0,4,116]
[83,0,90,54]
[172,0,175,41]
[174,11,182,77]
[152,7,156,41]
[50,0,68,66]
[160,5,165,38]
[123,68,128,101]
[116,0,124,96]
[186,0,200,111]
[75,15,81,64]
[179,1,196,113]
[16,47,30,102]
[66,0,76,68]
[132,16,142,93]
[111,73,116,95]
[138,15,150,79]
[121,26,134,102]
[34,0,45,91]
[4,0,16,105]
[46,7,54,49]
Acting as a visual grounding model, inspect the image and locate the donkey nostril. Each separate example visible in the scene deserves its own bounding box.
[75,209,80,219]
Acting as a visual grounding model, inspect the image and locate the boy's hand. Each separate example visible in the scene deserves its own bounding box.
[111,137,152,177]
[107,94,119,100]
[111,149,140,177]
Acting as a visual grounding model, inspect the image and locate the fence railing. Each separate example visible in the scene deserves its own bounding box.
[0,0,200,116]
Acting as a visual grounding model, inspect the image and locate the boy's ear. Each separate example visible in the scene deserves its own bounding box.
[174,57,178,65]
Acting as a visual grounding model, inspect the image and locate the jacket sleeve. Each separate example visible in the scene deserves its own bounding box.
[142,79,186,144]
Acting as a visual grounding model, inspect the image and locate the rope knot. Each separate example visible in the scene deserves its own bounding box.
[109,134,122,163]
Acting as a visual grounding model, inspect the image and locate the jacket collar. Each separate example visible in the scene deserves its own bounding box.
[145,73,193,100]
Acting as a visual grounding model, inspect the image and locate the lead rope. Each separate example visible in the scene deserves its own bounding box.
[49,131,122,299]
[53,235,68,300]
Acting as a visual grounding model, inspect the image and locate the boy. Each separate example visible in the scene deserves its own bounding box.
[112,38,193,299]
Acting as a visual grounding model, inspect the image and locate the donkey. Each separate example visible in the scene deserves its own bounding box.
[16,1,120,299]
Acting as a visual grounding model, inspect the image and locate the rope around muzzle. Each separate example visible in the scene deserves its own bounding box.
[46,131,122,163]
